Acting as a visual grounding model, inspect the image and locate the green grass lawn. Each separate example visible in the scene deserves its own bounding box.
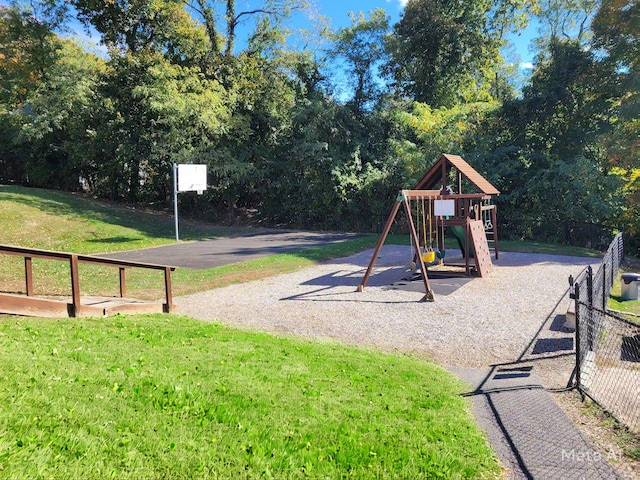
[0,314,500,479]
[608,272,640,320]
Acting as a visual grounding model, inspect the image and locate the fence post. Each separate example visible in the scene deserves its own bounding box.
[574,281,581,389]
[602,262,608,311]
[119,267,126,298]
[70,254,81,317]
[586,266,593,351]
[164,266,173,313]
[24,257,34,296]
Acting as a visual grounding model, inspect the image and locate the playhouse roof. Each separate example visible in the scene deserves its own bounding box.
[414,154,500,196]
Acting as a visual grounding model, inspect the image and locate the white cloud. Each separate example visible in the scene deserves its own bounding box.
[520,62,534,70]
[387,0,408,8]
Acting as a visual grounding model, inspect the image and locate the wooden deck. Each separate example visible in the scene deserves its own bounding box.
[0,293,168,318]
[0,244,176,318]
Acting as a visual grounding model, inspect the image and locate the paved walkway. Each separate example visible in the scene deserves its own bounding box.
[96,230,362,269]
[451,367,620,479]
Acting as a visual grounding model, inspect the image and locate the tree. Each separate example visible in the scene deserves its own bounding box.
[477,38,626,238]
[533,0,598,54]
[0,5,61,108]
[15,39,104,190]
[386,0,502,107]
[385,0,540,107]
[591,0,639,252]
[591,0,639,168]
[70,0,209,60]
[517,40,611,159]
[0,4,98,188]
[540,0,597,41]
[328,9,390,113]
[186,0,307,59]
[81,53,229,203]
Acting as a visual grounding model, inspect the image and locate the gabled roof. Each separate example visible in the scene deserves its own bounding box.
[414,154,500,196]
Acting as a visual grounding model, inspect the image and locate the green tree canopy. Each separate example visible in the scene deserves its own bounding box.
[328,8,390,113]
[386,0,497,106]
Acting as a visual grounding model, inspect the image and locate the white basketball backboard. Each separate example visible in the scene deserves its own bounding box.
[177,164,207,192]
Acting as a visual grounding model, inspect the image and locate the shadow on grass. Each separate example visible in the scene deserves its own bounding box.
[0,185,246,241]
[88,236,143,244]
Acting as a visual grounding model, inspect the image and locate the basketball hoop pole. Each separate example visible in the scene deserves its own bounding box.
[173,163,179,241]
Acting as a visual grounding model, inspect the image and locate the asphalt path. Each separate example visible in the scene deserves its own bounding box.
[97,230,474,296]
[96,230,363,270]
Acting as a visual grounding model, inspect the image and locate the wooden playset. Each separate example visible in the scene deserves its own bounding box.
[357,154,500,302]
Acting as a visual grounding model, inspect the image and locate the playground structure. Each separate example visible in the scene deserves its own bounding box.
[357,154,500,302]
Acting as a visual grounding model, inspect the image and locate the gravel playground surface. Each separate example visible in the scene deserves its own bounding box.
[176,245,595,377]
[176,246,640,478]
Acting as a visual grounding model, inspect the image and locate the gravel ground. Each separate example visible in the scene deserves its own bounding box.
[175,246,639,478]
[176,245,595,371]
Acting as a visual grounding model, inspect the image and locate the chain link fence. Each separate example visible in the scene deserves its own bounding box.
[572,233,639,434]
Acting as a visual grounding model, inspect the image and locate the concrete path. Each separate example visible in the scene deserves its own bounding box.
[450,367,620,479]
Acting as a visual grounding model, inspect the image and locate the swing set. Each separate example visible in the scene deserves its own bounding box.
[409,194,445,270]
[357,154,501,302]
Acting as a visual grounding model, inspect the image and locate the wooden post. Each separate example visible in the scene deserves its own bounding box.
[164,266,173,313]
[465,217,471,276]
[403,197,434,302]
[119,267,126,298]
[441,160,447,189]
[357,197,402,292]
[25,257,34,296]
[491,205,499,260]
[70,254,81,317]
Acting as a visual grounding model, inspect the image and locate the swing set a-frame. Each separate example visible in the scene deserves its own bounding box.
[357,154,501,302]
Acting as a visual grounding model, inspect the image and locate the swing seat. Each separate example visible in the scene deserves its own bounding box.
[422,250,436,263]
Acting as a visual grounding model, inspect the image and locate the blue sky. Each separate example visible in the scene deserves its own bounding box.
[304,0,536,67]
[1,0,537,66]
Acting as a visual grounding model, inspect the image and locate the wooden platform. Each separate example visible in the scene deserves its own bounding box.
[0,292,168,318]
[0,244,175,318]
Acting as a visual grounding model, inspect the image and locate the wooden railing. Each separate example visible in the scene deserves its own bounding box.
[0,244,175,317]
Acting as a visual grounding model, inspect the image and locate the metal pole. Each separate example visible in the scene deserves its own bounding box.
[173,163,179,241]
[574,282,581,389]
[602,262,607,310]
[586,266,593,351]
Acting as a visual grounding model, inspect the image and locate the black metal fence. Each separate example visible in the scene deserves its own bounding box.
[572,233,640,434]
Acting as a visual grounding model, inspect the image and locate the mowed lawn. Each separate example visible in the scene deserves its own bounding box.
[0,314,501,479]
